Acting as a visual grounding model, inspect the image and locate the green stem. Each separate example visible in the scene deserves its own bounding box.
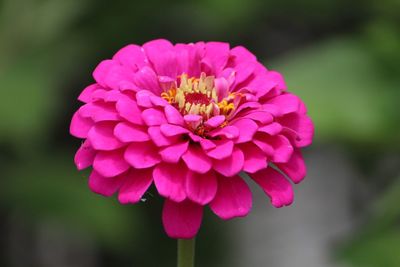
[177,238,195,267]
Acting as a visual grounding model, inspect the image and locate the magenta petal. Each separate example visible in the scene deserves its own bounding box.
[134,66,161,94]
[268,93,300,115]
[78,84,99,103]
[206,140,234,160]
[79,102,120,122]
[93,149,130,177]
[125,142,161,169]
[269,135,294,163]
[74,140,96,170]
[113,44,146,71]
[208,126,239,139]
[154,162,187,202]
[213,147,244,177]
[186,171,217,205]
[240,143,267,173]
[116,97,144,125]
[92,60,114,87]
[210,175,252,220]
[159,141,189,163]
[164,105,184,125]
[88,122,124,151]
[279,113,314,147]
[231,119,258,143]
[182,145,212,174]
[204,115,226,128]
[276,149,306,183]
[147,126,177,147]
[114,122,150,142]
[250,167,294,208]
[258,122,283,136]
[141,108,167,126]
[162,199,203,239]
[135,90,154,108]
[88,170,125,197]
[202,42,230,75]
[118,168,153,204]
[230,45,257,64]
[160,124,189,137]
[242,111,273,124]
[70,111,94,138]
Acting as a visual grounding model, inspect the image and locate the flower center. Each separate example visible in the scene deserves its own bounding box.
[161,72,237,119]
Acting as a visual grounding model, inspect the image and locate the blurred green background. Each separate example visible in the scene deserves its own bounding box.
[1,0,399,266]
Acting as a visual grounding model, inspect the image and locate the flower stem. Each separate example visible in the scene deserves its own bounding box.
[177,238,195,267]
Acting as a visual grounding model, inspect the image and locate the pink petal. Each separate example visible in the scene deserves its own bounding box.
[143,39,176,78]
[210,175,252,220]
[70,111,94,138]
[258,122,283,135]
[279,113,314,147]
[206,140,234,160]
[204,115,226,128]
[202,42,230,75]
[159,141,189,163]
[93,149,130,177]
[74,140,96,170]
[153,162,187,202]
[208,126,239,139]
[267,93,300,115]
[147,126,178,147]
[78,84,100,103]
[134,66,161,94]
[253,133,274,156]
[141,108,167,126]
[112,44,147,71]
[269,135,294,163]
[186,171,217,205]
[135,90,154,108]
[118,168,153,204]
[232,61,256,86]
[182,145,212,174]
[230,45,257,64]
[88,122,124,150]
[114,122,150,142]
[88,170,125,197]
[116,97,144,125]
[79,102,120,122]
[231,119,258,143]
[250,167,294,208]
[241,111,273,124]
[213,147,244,177]
[92,60,114,88]
[164,105,184,125]
[160,124,189,136]
[124,142,161,168]
[162,199,203,239]
[276,149,306,183]
[240,143,267,173]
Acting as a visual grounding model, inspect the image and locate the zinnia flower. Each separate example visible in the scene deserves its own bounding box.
[70,39,314,239]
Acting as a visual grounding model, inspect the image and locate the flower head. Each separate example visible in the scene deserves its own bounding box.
[70,39,314,239]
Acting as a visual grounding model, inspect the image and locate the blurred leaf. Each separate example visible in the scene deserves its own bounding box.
[271,38,400,145]
[338,177,400,267]
[0,154,142,252]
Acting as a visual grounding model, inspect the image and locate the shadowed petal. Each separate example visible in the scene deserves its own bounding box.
[210,175,252,220]
[154,162,187,202]
[240,143,267,173]
[93,149,130,177]
[125,142,161,169]
[118,168,153,204]
[182,145,212,174]
[162,199,203,239]
[276,149,306,183]
[159,141,189,163]
[114,122,150,142]
[186,171,217,205]
[74,140,96,170]
[70,111,94,138]
[250,167,294,208]
[213,147,244,177]
[89,170,125,197]
[88,122,124,151]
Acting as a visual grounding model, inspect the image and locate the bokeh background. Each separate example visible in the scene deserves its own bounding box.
[1,0,399,266]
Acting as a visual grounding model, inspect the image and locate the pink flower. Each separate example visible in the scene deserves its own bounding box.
[70,39,314,239]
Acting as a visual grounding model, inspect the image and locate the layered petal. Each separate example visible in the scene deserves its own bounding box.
[210,175,252,219]
[154,162,187,202]
[162,199,203,239]
[118,168,153,204]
